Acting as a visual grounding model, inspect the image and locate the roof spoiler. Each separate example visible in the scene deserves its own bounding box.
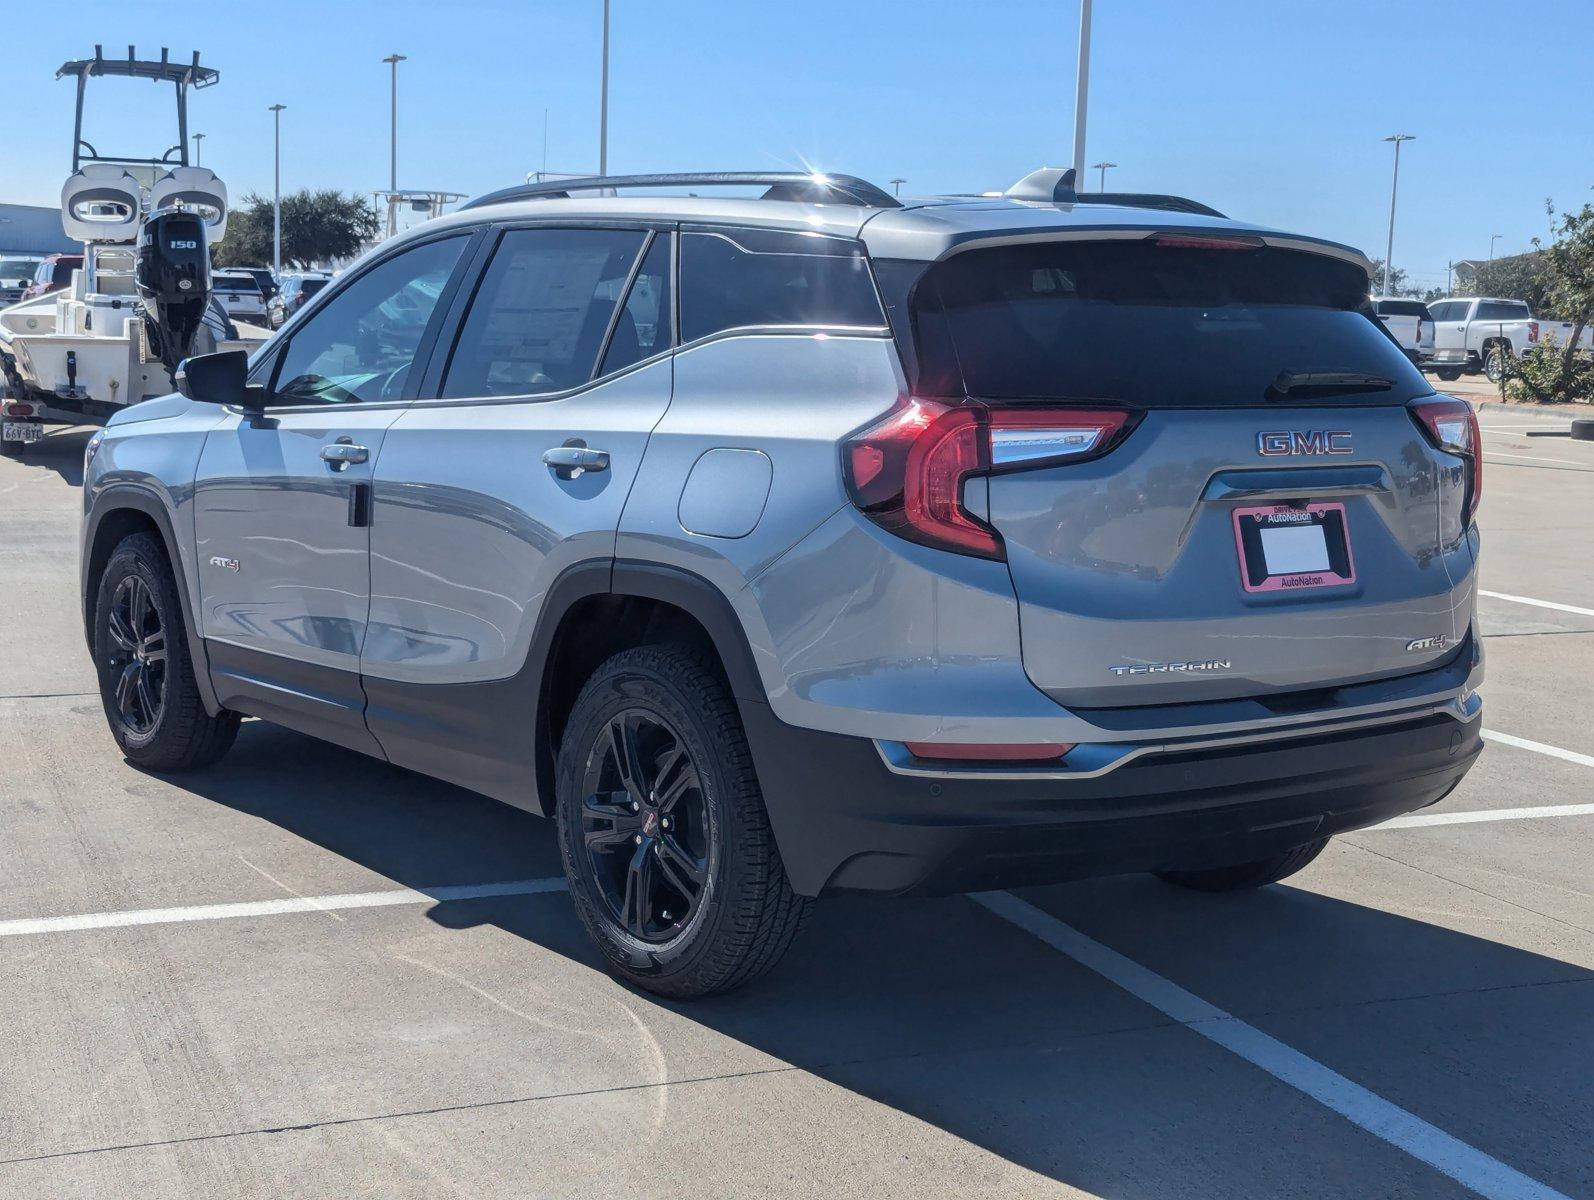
[462,171,902,212]
[1003,168,1224,218]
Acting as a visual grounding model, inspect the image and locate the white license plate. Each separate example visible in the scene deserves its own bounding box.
[3,421,43,443]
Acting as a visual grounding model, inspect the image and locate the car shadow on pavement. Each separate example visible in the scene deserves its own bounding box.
[176,717,1594,1199]
[3,426,89,487]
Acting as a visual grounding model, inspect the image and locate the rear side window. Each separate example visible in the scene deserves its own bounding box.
[910,239,1430,407]
[441,227,646,398]
[600,232,672,376]
[679,228,883,342]
[1475,300,1530,321]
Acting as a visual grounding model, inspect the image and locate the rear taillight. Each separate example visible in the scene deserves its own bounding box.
[1410,397,1481,524]
[844,400,1138,560]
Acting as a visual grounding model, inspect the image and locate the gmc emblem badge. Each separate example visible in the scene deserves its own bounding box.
[1257,430,1354,456]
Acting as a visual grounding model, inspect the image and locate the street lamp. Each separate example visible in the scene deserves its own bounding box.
[1490,234,1502,261]
[890,177,906,197]
[1071,0,1093,182]
[269,104,286,275]
[599,0,610,175]
[382,54,407,237]
[1092,161,1117,192]
[192,132,205,167]
[1381,133,1415,296]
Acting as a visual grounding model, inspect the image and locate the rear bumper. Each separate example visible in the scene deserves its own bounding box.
[744,703,1482,897]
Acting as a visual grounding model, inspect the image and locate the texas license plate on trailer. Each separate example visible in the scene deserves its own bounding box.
[1232,502,1355,593]
[2,421,42,443]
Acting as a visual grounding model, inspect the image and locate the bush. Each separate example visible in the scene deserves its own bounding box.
[1505,333,1594,404]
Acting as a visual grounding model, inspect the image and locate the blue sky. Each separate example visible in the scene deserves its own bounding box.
[6,0,1591,291]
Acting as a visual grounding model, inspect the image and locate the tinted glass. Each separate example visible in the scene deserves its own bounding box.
[600,233,672,375]
[1476,300,1530,321]
[299,278,329,298]
[441,227,646,398]
[213,273,261,293]
[273,236,464,405]
[1376,299,1428,317]
[913,240,1429,407]
[679,228,883,341]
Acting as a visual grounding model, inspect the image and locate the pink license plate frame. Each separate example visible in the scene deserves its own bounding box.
[1231,502,1356,594]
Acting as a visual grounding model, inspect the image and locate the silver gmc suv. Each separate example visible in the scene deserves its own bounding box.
[80,168,1484,997]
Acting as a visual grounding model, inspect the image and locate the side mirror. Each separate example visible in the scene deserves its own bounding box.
[175,350,259,409]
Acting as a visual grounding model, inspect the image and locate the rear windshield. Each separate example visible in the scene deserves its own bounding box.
[213,274,260,292]
[49,258,81,283]
[299,278,329,297]
[909,239,1430,407]
[1375,299,1429,317]
[1475,300,1530,321]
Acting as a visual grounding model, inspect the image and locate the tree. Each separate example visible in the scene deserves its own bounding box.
[1469,251,1554,315]
[213,190,379,269]
[1505,199,1594,403]
[1365,258,1410,297]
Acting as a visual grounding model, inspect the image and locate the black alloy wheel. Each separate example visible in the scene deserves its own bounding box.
[104,573,167,737]
[579,710,710,943]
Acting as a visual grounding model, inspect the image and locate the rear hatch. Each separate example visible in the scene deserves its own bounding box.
[907,234,1477,706]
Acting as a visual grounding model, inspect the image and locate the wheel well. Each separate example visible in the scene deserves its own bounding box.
[535,594,730,814]
[82,508,163,637]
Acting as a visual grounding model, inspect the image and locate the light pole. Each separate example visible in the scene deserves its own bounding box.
[1489,234,1502,261]
[599,0,610,175]
[192,132,205,166]
[1381,133,1415,296]
[1071,0,1093,182]
[382,54,407,237]
[890,177,906,197]
[269,104,285,275]
[1092,161,1117,192]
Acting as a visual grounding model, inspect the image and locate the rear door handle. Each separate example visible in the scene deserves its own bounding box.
[320,441,369,469]
[543,443,610,479]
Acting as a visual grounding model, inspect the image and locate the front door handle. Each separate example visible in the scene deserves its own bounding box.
[321,441,369,470]
[543,442,610,479]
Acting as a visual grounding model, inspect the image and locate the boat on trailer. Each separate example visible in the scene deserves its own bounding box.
[0,46,267,453]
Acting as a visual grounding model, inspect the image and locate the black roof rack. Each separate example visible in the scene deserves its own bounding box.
[57,45,218,88]
[1077,192,1226,219]
[461,171,902,212]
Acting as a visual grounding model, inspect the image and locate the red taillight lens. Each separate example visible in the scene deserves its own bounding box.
[1148,233,1265,251]
[1410,397,1481,524]
[844,401,1138,560]
[905,741,1076,763]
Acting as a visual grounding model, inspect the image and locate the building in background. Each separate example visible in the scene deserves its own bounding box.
[0,203,77,256]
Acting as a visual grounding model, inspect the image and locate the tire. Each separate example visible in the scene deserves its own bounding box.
[556,643,809,998]
[93,532,240,771]
[1436,368,1462,382]
[1484,347,1507,385]
[1155,838,1329,892]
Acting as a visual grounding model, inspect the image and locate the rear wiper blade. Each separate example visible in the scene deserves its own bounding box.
[1269,370,1393,396]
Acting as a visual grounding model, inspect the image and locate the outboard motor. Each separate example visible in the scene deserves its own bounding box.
[135,207,213,374]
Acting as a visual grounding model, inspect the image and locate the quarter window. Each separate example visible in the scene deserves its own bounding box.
[600,232,673,376]
[440,228,647,398]
[678,228,883,342]
[272,237,466,405]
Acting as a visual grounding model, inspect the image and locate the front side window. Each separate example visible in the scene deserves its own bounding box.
[272,237,465,405]
[678,228,884,342]
[441,227,647,398]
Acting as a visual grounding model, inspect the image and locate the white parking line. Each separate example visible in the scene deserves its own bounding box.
[1372,803,1594,830]
[1479,590,1594,619]
[973,890,1572,1200]
[1483,729,1594,769]
[1483,450,1586,466]
[0,877,567,939]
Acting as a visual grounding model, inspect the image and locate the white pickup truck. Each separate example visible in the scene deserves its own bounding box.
[1425,296,1594,383]
[1371,297,1434,364]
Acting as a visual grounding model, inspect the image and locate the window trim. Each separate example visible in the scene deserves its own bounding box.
[251,227,485,414]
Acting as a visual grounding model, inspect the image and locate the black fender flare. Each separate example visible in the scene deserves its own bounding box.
[82,485,221,715]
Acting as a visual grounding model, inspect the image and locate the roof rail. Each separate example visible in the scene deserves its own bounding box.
[1077,192,1226,219]
[461,171,902,212]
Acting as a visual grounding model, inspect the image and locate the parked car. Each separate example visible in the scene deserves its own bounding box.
[1425,296,1594,382]
[0,255,44,307]
[266,272,330,328]
[238,266,279,304]
[210,270,269,323]
[1371,297,1434,365]
[19,253,83,302]
[79,168,1483,998]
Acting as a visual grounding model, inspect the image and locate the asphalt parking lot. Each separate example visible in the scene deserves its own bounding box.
[2,407,1591,1199]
